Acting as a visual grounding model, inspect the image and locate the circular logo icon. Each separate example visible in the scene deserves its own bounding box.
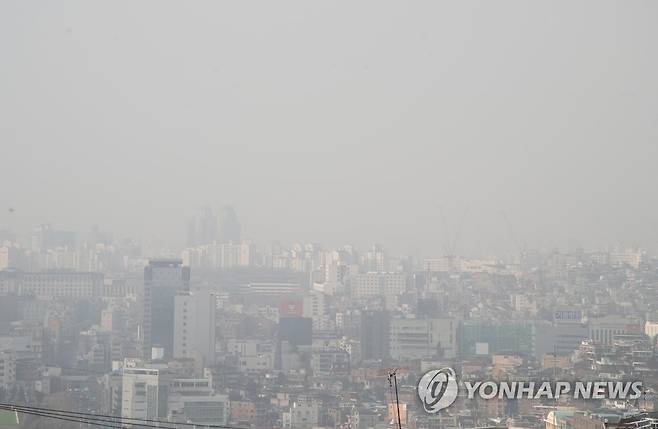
[417,367,458,413]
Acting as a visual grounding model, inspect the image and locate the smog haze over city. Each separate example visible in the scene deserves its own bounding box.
[2,2,658,429]
[2,1,658,258]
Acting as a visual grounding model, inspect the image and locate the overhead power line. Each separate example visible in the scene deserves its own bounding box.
[0,403,246,429]
[0,406,125,429]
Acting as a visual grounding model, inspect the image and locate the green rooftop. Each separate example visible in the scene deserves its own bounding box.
[0,410,19,425]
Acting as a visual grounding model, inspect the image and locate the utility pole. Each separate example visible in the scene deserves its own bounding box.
[388,370,402,429]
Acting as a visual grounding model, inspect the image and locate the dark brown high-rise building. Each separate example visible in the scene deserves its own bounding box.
[142,259,190,360]
[360,310,390,361]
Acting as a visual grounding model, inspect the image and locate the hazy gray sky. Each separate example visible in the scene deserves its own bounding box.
[1,1,657,257]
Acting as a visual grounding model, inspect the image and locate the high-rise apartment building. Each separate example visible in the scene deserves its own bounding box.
[173,290,216,366]
[302,291,325,331]
[218,206,241,243]
[0,270,103,299]
[350,272,406,298]
[186,206,218,246]
[31,224,76,252]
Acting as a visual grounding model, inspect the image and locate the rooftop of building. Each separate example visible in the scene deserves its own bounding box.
[0,410,19,426]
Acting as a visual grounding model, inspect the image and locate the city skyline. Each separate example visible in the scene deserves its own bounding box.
[2,2,658,428]
[0,213,654,263]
